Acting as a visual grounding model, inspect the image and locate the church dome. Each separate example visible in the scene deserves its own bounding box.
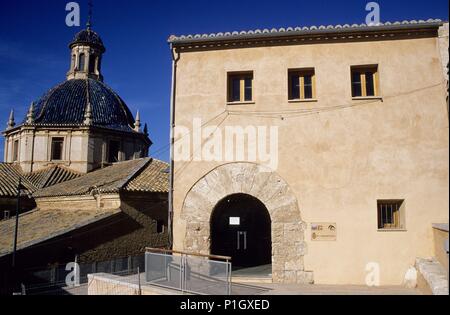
[69,29,105,52]
[27,79,136,132]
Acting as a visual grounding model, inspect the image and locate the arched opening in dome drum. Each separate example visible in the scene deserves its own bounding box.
[71,55,76,70]
[211,194,272,271]
[89,55,96,73]
[108,140,121,163]
[78,53,86,71]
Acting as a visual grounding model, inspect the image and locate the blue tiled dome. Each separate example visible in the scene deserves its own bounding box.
[70,29,105,51]
[28,79,136,132]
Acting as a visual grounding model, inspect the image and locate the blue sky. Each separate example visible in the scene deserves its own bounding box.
[0,0,448,162]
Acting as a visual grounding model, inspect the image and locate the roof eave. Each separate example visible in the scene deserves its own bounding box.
[168,21,444,46]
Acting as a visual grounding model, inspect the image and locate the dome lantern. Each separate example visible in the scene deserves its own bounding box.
[66,2,105,82]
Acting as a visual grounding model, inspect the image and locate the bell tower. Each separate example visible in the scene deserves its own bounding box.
[66,0,105,81]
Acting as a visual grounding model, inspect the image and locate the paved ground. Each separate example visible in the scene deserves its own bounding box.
[33,282,422,295]
[233,265,272,278]
[33,268,422,295]
[231,265,422,295]
[251,283,422,295]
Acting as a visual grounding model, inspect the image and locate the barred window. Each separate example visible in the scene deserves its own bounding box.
[377,200,405,230]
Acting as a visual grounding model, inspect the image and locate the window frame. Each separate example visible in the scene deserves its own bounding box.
[12,140,19,162]
[88,55,96,73]
[227,71,254,104]
[288,68,317,101]
[377,200,406,231]
[108,140,122,164]
[50,137,65,161]
[351,65,380,99]
[78,53,86,72]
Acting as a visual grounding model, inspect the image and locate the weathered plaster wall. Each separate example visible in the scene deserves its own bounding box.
[438,23,449,81]
[173,36,449,285]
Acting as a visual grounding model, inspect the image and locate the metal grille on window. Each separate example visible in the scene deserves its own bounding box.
[378,201,402,229]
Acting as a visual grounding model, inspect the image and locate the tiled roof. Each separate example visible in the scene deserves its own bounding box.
[25,166,82,190]
[70,28,105,51]
[23,79,137,133]
[0,207,121,257]
[168,19,444,44]
[0,163,81,197]
[0,163,35,197]
[125,159,169,193]
[34,158,168,198]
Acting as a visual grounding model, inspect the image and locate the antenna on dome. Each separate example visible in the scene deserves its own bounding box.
[86,0,93,30]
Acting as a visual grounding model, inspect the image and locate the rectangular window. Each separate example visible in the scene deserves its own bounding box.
[12,140,19,162]
[288,69,316,100]
[228,72,253,103]
[377,200,405,230]
[156,220,165,234]
[108,140,121,163]
[51,137,64,161]
[351,65,379,98]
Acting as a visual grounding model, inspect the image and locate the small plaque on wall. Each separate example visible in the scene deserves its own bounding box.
[311,223,337,241]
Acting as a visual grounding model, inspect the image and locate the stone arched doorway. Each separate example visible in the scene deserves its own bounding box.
[181,162,313,284]
[211,193,272,269]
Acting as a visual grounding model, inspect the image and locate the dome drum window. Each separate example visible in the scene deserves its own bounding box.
[51,138,65,161]
[78,53,86,72]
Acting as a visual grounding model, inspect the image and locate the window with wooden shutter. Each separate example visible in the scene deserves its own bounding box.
[351,65,379,98]
[288,69,316,101]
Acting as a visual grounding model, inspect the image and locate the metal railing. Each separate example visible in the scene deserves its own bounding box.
[145,248,232,295]
[18,255,145,295]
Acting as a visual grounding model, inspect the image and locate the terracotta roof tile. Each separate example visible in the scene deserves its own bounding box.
[124,159,169,193]
[25,166,82,190]
[0,207,121,257]
[168,19,444,44]
[33,158,168,198]
[0,163,36,197]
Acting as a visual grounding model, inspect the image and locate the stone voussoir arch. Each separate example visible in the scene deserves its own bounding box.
[181,162,313,284]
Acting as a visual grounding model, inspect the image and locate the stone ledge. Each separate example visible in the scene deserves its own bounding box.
[415,258,448,295]
[432,223,449,233]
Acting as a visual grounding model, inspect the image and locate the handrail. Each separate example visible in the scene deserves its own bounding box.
[146,247,231,262]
